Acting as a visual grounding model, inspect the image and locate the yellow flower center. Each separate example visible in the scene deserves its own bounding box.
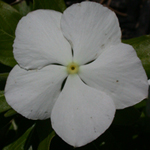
[67,62,79,74]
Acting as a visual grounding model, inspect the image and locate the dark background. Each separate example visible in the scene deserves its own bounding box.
[65,0,150,39]
[3,0,150,39]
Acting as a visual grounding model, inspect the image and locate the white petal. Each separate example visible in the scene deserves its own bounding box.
[61,1,121,65]
[13,10,72,70]
[148,79,150,85]
[79,43,148,109]
[5,65,67,119]
[51,75,115,147]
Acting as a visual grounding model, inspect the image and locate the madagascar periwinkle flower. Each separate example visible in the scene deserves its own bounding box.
[5,1,148,147]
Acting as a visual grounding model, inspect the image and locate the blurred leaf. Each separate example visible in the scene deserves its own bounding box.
[113,107,141,125]
[33,0,66,12]
[4,109,17,117]
[0,72,8,90]
[0,63,12,73]
[0,1,22,67]
[0,112,13,129]
[13,0,33,16]
[15,118,36,150]
[0,122,13,148]
[146,87,150,117]
[36,120,55,150]
[0,91,11,113]
[23,126,36,150]
[134,99,146,109]
[3,124,35,150]
[123,35,150,78]
[1,117,35,149]
[38,131,55,150]
[93,130,120,150]
[0,116,15,149]
[0,73,8,82]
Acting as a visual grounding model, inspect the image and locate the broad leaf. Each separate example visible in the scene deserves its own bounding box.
[33,0,66,12]
[123,35,150,78]
[0,1,22,67]
[0,91,11,113]
[13,0,33,16]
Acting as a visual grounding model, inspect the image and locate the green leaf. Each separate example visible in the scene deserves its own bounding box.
[0,112,13,129]
[38,131,55,150]
[0,1,22,67]
[0,73,8,82]
[36,120,55,150]
[0,63,12,73]
[33,0,66,12]
[134,99,146,109]
[4,109,17,117]
[3,124,35,150]
[0,91,11,113]
[13,0,33,16]
[123,35,150,78]
[0,72,8,90]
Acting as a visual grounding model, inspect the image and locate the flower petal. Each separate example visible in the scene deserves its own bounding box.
[61,1,121,65]
[13,10,72,70]
[5,65,67,119]
[79,43,148,109]
[148,79,150,85]
[51,75,115,147]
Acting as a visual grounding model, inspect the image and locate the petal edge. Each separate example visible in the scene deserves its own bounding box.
[51,75,115,147]
[13,10,72,70]
[5,65,68,119]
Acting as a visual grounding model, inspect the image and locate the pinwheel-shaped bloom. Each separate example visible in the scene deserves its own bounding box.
[5,1,148,147]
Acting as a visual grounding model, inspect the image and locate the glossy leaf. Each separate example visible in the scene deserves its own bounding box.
[3,125,35,150]
[0,91,11,113]
[36,120,55,150]
[33,0,66,12]
[13,0,33,16]
[0,1,22,67]
[123,35,150,78]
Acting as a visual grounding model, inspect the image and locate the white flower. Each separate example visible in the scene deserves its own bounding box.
[5,1,148,147]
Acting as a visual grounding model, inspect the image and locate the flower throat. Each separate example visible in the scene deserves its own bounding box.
[67,62,79,74]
